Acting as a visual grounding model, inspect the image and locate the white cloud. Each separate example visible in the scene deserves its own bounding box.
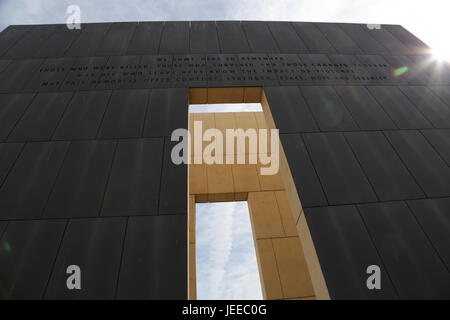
[189,103,262,113]
[196,202,263,300]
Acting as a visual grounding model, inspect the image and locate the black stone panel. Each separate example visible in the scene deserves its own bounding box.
[0,93,35,141]
[280,134,327,207]
[291,22,336,54]
[384,25,430,55]
[96,55,140,90]
[410,56,450,85]
[241,21,279,53]
[43,140,116,218]
[0,59,43,93]
[159,21,190,54]
[0,143,24,187]
[431,63,450,86]
[264,86,318,133]
[358,201,450,299]
[127,22,163,55]
[0,25,31,57]
[206,54,243,87]
[2,25,59,59]
[269,54,310,85]
[2,54,446,91]
[25,57,76,92]
[355,55,396,84]
[382,55,427,84]
[8,92,73,142]
[303,132,377,205]
[300,86,358,131]
[0,221,6,238]
[305,205,398,299]
[315,23,362,54]
[116,215,187,299]
[95,22,137,56]
[0,60,10,74]
[327,55,373,84]
[190,21,220,54]
[65,23,111,57]
[45,217,126,299]
[238,54,278,86]
[34,26,81,58]
[407,197,450,271]
[368,86,432,129]
[134,55,172,88]
[97,89,149,139]
[338,23,388,54]
[429,86,450,107]
[421,129,450,166]
[171,55,207,88]
[0,141,69,220]
[144,88,188,137]
[53,90,111,140]
[345,131,424,201]
[159,139,187,215]
[399,86,450,128]
[334,86,396,130]
[364,25,409,55]
[216,21,250,53]
[298,54,345,84]
[385,130,450,197]
[0,219,66,299]
[60,56,109,91]
[267,22,309,53]
[102,138,163,216]
[430,60,450,85]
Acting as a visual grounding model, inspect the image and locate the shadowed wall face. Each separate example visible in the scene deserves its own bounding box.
[0,21,449,300]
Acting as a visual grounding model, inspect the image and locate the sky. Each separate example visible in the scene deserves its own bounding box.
[1,0,448,299]
[0,0,449,57]
[190,103,262,113]
[196,202,262,300]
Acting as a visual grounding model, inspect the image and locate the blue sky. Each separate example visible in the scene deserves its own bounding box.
[0,0,449,56]
[196,202,262,300]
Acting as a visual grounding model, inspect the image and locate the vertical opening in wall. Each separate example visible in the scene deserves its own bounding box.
[195,201,262,300]
[187,86,326,300]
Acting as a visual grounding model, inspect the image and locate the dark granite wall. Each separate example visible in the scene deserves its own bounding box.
[0,21,449,300]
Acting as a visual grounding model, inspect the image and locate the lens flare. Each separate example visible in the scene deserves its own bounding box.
[433,46,450,62]
[2,241,12,253]
[393,66,409,77]
[322,98,333,111]
[348,86,360,101]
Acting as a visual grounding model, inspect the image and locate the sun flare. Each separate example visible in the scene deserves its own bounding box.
[433,47,450,62]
